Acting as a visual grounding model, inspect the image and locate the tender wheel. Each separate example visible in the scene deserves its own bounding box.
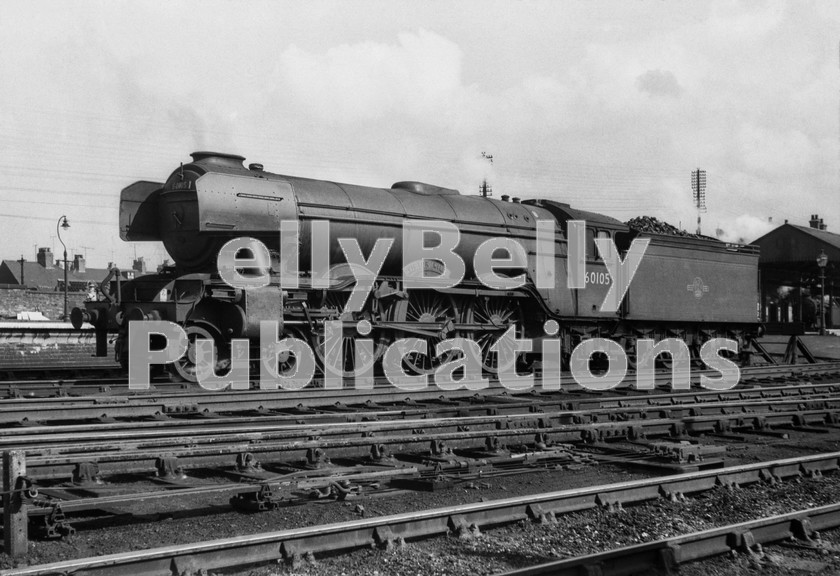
[717,345,741,366]
[622,336,638,370]
[689,343,705,369]
[657,353,674,370]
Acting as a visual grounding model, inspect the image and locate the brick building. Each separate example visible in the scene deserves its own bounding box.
[0,249,152,320]
[0,248,147,291]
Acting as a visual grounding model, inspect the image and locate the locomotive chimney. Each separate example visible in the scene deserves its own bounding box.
[501,195,510,202]
[190,152,246,169]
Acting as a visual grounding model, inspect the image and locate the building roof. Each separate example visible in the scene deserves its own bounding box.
[786,224,840,251]
[750,223,840,283]
[0,260,115,290]
[751,222,840,249]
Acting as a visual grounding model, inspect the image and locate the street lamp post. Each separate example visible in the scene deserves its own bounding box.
[57,216,70,321]
[817,249,828,336]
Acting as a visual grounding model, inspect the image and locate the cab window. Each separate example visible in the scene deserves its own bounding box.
[595,230,612,261]
[586,229,596,260]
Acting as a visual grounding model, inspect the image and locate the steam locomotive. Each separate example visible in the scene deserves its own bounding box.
[73,151,760,380]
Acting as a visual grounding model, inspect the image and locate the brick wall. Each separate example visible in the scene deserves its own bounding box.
[0,334,118,370]
[0,287,87,320]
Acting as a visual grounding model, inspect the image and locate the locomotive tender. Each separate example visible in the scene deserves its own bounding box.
[74,151,760,380]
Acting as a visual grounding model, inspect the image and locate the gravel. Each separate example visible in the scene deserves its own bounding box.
[241,474,840,576]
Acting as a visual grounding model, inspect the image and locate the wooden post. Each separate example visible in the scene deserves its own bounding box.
[3,450,28,557]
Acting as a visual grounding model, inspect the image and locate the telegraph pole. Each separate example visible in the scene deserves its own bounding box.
[479,152,493,197]
[691,169,707,235]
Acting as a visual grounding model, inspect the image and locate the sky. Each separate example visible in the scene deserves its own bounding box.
[1,1,839,269]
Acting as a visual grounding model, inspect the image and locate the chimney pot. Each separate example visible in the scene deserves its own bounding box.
[36,247,53,268]
[132,257,147,274]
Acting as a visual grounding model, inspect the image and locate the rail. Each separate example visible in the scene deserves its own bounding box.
[3,451,840,574]
[498,502,840,575]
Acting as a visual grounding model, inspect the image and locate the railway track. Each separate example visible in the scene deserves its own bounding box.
[4,360,840,569]
[2,372,838,458]
[10,403,840,497]
[497,502,840,575]
[1,358,838,399]
[2,362,839,425]
[4,378,840,439]
[7,381,840,476]
[2,378,840,542]
[4,451,840,576]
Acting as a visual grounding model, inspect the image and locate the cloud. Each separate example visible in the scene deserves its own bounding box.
[737,123,818,175]
[275,29,469,124]
[636,69,683,98]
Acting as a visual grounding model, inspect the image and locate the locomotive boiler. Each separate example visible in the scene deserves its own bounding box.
[74,151,761,380]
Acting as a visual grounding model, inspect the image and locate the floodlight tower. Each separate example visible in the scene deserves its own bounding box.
[691,169,707,235]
